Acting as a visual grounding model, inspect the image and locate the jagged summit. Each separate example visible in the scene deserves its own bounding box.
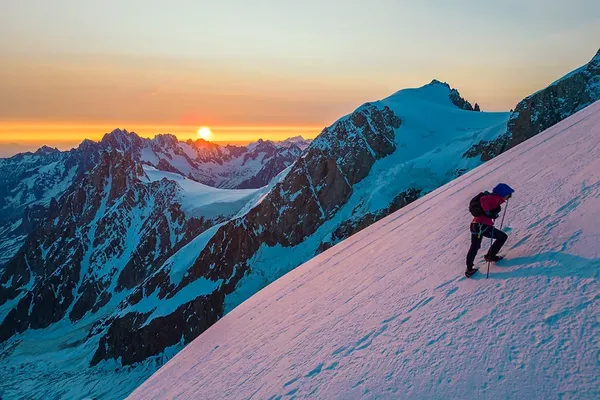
[33,145,60,156]
[101,128,137,141]
[277,136,312,150]
[427,78,452,88]
[386,79,479,111]
[282,135,306,142]
[151,133,180,146]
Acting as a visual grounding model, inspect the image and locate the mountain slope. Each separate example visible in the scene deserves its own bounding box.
[89,81,509,369]
[0,147,85,265]
[0,150,274,399]
[130,92,600,400]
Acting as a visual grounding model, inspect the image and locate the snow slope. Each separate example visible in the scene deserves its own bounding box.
[130,101,600,399]
[142,166,258,219]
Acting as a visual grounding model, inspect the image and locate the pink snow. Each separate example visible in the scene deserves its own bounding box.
[130,101,600,399]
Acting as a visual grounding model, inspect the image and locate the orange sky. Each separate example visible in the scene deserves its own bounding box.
[0,51,579,154]
[0,54,378,152]
[1,1,599,156]
[0,121,323,153]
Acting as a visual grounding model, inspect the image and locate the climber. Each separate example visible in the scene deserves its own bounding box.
[465,183,514,277]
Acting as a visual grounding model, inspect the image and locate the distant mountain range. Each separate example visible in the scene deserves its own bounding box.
[0,47,598,400]
[0,133,310,268]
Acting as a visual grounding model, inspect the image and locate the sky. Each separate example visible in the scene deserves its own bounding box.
[1,0,599,156]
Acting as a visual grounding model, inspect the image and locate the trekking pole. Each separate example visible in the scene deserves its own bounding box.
[486,229,494,279]
[499,199,509,230]
[487,199,509,279]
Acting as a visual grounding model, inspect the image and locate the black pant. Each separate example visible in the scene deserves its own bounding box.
[466,222,508,268]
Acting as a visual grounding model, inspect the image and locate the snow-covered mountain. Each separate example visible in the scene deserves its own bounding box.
[0,132,301,398]
[0,146,83,265]
[92,130,308,189]
[0,132,304,267]
[1,47,598,399]
[0,149,259,342]
[130,94,600,400]
[277,135,312,151]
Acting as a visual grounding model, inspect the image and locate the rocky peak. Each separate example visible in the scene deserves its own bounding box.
[427,79,451,89]
[151,134,180,150]
[422,79,477,111]
[284,135,305,142]
[34,145,60,156]
[462,47,600,162]
[449,88,475,111]
[278,136,312,150]
[100,129,144,152]
[187,138,221,151]
[505,47,600,149]
[242,139,278,164]
[78,138,99,153]
[251,139,277,152]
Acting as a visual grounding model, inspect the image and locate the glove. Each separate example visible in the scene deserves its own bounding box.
[487,206,501,219]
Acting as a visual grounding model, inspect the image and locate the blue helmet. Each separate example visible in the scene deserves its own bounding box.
[492,183,514,197]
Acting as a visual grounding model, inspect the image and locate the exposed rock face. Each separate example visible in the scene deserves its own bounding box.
[0,144,89,266]
[236,153,294,189]
[462,132,511,162]
[0,150,212,342]
[507,49,600,147]
[277,136,312,151]
[236,141,304,189]
[90,290,224,366]
[427,79,480,111]
[464,47,600,161]
[449,88,475,111]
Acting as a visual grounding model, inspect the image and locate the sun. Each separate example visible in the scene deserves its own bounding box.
[197,126,213,141]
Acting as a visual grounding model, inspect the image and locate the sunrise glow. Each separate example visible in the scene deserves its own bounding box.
[197,127,213,141]
[1,1,599,158]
